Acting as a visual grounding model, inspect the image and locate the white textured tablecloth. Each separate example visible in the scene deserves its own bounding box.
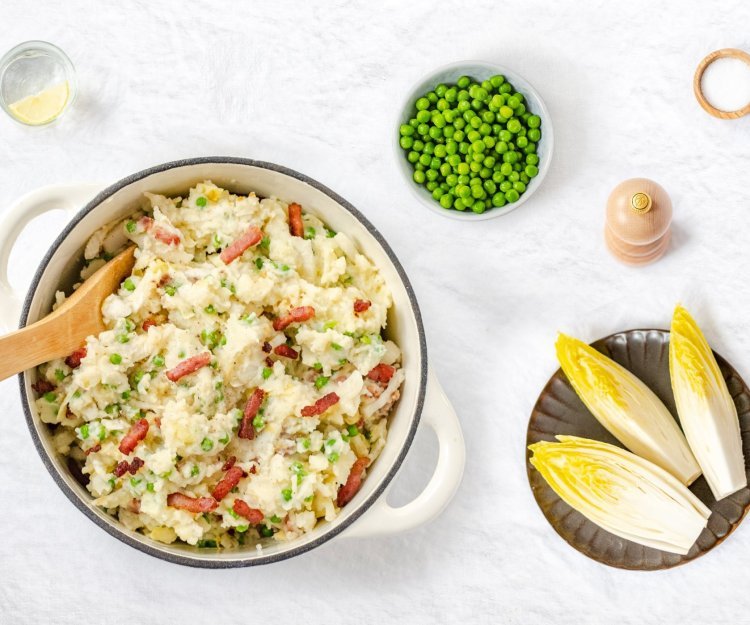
[2,1,750,623]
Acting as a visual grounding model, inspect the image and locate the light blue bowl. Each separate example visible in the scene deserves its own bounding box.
[395,60,554,221]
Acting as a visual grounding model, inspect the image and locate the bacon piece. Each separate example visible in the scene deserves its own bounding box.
[288,202,304,237]
[337,457,370,507]
[154,417,162,428]
[158,274,171,287]
[220,225,263,264]
[114,461,130,477]
[138,216,180,245]
[142,317,157,332]
[167,492,218,513]
[273,344,299,359]
[154,227,180,246]
[265,357,274,368]
[301,392,340,417]
[222,456,236,471]
[212,466,246,502]
[233,499,264,524]
[354,299,371,313]
[32,379,55,394]
[118,418,149,455]
[128,457,145,474]
[238,388,265,440]
[85,443,102,456]
[166,352,211,382]
[65,347,87,369]
[273,306,315,332]
[128,498,141,514]
[262,342,272,353]
[367,363,395,384]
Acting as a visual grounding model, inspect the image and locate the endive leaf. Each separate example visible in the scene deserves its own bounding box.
[669,305,747,500]
[556,333,701,485]
[529,436,711,555]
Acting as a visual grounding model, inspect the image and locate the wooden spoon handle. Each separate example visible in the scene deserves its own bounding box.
[0,316,83,382]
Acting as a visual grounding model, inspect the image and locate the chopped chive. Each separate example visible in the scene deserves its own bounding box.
[80,424,89,439]
[262,367,273,380]
[201,438,214,452]
[325,228,336,238]
[72,390,82,399]
[315,376,329,389]
[236,524,249,533]
[313,362,322,371]
[326,438,336,447]
[304,226,316,240]
[331,343,342,351]
[152,355,165,367]
[121,390,131,400]
[219,433,230,445]
[361,335,371,345]
[281,488,293,502]
[104,404,118,415]
[197,539,217,548]
[255,257,263,270]
[164,285,176,296]
[227,508,239,519]
[129,477,141,487]
[98,426,107,441]
[204,304,216,314]
[125,220,136,233]
[260,525,274,537]
[55,369,65,381]
[323,321,337,330]
[328,452,339,463]
[191,465,200,477]
[302,438,311,449]
[146,482,155,493]
[252,415,264,430]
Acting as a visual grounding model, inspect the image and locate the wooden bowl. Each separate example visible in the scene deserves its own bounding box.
[526,329,750,570]
[693,48,750,119]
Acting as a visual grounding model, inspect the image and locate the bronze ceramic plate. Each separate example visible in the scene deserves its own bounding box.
[526,329,750,570]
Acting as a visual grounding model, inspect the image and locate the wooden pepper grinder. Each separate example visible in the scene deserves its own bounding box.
[605,178,672,266]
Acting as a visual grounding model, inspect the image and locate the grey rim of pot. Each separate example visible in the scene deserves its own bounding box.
[17,156,428,568]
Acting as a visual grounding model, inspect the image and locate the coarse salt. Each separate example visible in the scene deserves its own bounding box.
[701,57,750,112]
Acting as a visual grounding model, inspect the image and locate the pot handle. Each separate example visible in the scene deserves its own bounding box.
[0,184,104,331]
[343,371,465,538]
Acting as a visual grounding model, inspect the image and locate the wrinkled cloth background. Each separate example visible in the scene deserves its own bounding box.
[1,1,749,623]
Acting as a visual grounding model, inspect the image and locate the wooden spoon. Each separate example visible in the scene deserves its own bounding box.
[0,246,136,382]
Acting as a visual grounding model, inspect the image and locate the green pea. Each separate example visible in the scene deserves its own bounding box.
[526,153,540,165]
[415,97,430,111]
[471,140,486,153]
[153,355,165,367]
[499,83,512,94]
[467,130,481,143]
[445,140,458,155]
[483,180,497,195]
[423,142,435,155]
[419,154,431,167]
[439,163,451,176]
[492,171,505,183]
[445,88,457,102]
[500,162,513,176]
[413,170,426,184]
[492,193,508,207]
[528,128,541,142]
[446,174,458,186]
[428,126,442,140]
[513,181,527,192]
[400,124,414,136]
[453,130,465,142]
[426,170,438,182]
[453,117,465,130]
[457,163,470,175]
[413,139,424,151]
[454,198,467,211]
[472,200,486,214]
[457,76,470,88]
[507,119,522,134]
[432,188,444,200]
[195,196,207,207]
[495,141,508,154]
[507,96,520,109]
[123,278,135,292]
[439,194,454,209]
[201,437,214,451]
[436,99,449,111]
[508,171,520,182]
[505,189,520,203]
[525,165,539,178]
[490,94,504,109]
[399,136,413,150]
[407,151,419,164]
[483,156,496,168]
[528,115,542,128]
[500,181,512,192]
[457,174,470,184]
[417,123,429,136]
[432,113,446,128]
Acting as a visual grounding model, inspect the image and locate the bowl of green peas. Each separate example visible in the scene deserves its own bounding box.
[396,61,553,219]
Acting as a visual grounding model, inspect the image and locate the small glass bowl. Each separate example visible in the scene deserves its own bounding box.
[0,41,77,126]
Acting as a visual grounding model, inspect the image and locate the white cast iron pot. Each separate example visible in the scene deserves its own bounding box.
[0,157,465,567]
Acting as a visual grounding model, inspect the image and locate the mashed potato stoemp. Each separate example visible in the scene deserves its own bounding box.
[35,182,404,548]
